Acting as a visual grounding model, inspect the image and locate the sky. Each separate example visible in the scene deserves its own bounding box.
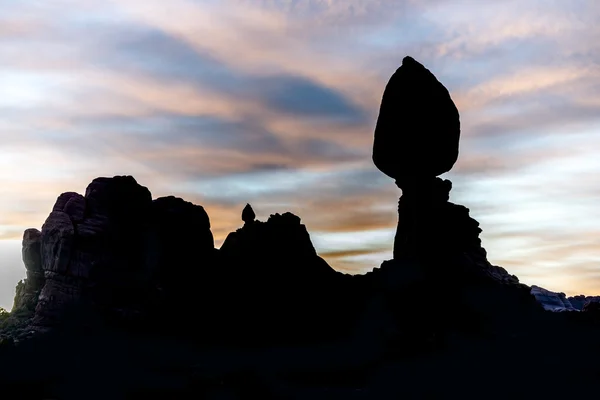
[1,0,599,310]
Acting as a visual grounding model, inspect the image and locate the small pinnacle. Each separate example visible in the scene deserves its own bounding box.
[242,203,255,223]
[401,55,424,70]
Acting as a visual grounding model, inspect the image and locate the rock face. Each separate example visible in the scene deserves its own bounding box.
[373,56,460,184]
[219,208,341,344]
[11,229,45,315]
[31,176,215,328]
[529,287,600,312]
[568,294,600,310]
[530,286,578,312]
[151,196,215,318]
[34,177,154,326]
[582,300,600,314]
[24,177,347,341]
[392,178,520,287]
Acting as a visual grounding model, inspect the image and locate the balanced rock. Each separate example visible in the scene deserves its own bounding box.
[373,56,460,184]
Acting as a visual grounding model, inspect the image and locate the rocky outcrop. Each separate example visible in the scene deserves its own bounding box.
[579,296,600,318]
[151,195,216,318]
[568,294,600,310]
[11,229,45,316]
[34,192,86,326]
[218,208,342,344]
[392,177,520,289]
[220,210,322,266]
[582,300,600,315]
[34,178,154,326]
[31,176,215,328]
[241,203,255,224]
[25,178,346,341]
[530,286,578,312]
[529,287,600,312]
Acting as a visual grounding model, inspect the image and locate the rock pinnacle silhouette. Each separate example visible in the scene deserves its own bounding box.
[242,203,256,224]
[373,56,460,187]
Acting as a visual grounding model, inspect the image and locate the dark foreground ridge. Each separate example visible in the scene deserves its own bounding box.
[1,56,600,399]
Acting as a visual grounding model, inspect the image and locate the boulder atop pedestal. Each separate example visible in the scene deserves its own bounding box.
[373,56,460,183]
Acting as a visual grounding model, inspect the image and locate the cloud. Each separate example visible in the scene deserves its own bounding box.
[254,74,368,121]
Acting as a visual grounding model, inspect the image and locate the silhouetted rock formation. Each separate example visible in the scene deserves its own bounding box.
[241,203,255,224]
[568,294,600,310]
[34,191,87,327]
[373,58,464,261]
[529,286,600,312]
[27,177,217,330]
[582,300,600,315]
[373,56,460,184]
[392,177,518,284]
[531,285,578,311]
[151,195,215,320]
[219,208,343,344]
[11,229,44,316]
[1,55,599,399]
[370,57,542,351]
[373,59,520,291]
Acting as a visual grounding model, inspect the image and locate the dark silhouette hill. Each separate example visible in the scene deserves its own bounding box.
[1,56,599,399]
